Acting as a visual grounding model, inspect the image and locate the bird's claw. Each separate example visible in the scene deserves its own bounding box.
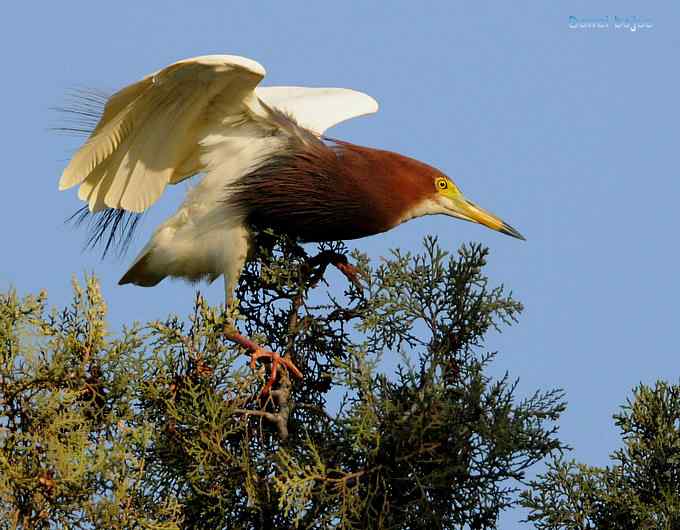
[250,348,303,396]
[224,329,303,396]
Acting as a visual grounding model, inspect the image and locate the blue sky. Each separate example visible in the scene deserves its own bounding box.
[1,2,678,527]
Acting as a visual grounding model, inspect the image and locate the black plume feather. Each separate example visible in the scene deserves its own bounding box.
[67,206,143,259]
[54,89,143,258]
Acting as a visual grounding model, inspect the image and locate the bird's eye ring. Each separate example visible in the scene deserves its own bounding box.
[436,178,448,190]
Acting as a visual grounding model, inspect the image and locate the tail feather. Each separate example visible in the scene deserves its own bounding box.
[118,250,165,287]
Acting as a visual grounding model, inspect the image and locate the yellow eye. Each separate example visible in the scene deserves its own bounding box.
[435,178,449,191]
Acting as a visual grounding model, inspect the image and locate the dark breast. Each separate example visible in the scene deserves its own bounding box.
[227,139,437,243]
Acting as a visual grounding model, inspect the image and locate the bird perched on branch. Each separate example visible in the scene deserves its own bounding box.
[59,54,524,394]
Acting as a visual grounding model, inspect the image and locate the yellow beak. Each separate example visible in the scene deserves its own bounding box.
[449,197,526,240]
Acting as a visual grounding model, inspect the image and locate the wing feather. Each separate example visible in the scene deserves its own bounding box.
[255,86,378,135]
[59,55,267,212]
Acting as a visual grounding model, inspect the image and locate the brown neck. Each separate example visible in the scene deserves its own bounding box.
[229,139,438,242]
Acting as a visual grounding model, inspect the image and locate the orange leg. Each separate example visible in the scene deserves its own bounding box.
[225,329,303,395]
[334,261,362,290]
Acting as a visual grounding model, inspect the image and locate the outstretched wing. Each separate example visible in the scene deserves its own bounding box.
[255,86,378,136]
[59,55,267,214]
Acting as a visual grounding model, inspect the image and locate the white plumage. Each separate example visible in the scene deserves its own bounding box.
[59,55,378,298]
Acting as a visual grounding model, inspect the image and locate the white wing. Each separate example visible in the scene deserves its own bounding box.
[59,55,379,215]
[59,55,267,213]
[256,86,378,135]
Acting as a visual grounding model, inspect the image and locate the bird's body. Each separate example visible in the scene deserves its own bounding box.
[60,54,523,391]
[119,134,443,294]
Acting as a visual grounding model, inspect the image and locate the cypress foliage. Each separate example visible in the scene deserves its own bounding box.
[521,381,680,530]
[1,236,566,529]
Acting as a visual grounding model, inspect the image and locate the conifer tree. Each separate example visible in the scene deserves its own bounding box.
[521,380,680,530]
[1,236,566,529]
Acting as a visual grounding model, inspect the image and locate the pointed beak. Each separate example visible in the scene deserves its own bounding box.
[448,197,526,241]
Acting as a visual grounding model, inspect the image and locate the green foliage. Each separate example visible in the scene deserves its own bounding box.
[0,278,167,529]
[1,237,566,529]
[521,381,680,530]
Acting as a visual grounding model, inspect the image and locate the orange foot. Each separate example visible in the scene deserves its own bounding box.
[225,329,303,395]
